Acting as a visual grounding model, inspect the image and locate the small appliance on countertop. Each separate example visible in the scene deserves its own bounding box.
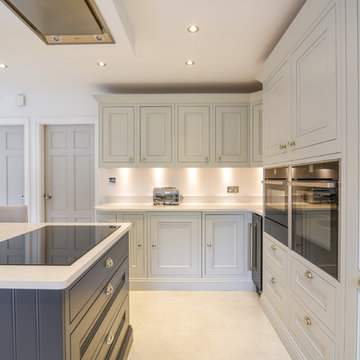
[153,187,183,205]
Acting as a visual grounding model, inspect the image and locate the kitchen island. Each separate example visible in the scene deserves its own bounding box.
[0,222,133,360]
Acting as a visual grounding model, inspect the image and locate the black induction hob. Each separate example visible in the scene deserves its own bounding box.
[0,225,120,266]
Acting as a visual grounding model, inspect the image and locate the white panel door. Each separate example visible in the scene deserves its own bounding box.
[251,103,263,165]
[205,214,246,276]
[0,126,24,205]
[45,125,95,223]
[149,213,201,277]
[177,106,210,163]
[140,106,172,164]
[215,106,249,164]
[124,213,146,278]
[101,106,135,164]
[263,60,292,158]
[291,7,338,150]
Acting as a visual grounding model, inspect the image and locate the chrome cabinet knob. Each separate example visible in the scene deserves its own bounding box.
[152,244,157,248]
[137,244,143,248]
[105,283,114,295]
[207,243,212,248]
[279,144,287,150]
[204,156,209,161]
[305,271,313,279]
[105,257,113,268]
[44,194,52,200]
[271,277,276,284]
[217,156,222,161]
[106,332,114,345]
[304,316,312,326]
[271,244,277,251]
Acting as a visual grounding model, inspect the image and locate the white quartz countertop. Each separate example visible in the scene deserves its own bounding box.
[95,203,263,215]
[0,222,132,290]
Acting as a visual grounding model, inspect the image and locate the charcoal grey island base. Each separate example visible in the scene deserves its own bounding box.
[0,232,133,360]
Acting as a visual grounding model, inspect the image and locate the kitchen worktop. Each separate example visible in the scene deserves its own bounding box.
[0,222,132,290]
[95,203,264,215]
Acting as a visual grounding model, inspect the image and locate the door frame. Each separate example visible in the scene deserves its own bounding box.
[34,117,99,222]
[0,117,30,216]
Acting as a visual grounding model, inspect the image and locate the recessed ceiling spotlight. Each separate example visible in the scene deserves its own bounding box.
[51,35,61,42]
[97,61,107,68]
[95,35,104,42]
[185,59,195,66]
[187,25,199,33]
[0,63,8,69]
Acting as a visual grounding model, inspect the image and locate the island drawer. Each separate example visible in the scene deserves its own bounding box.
[69,233,129,323]
[70,262,129,359]
[290,256,336,334]
[263,235,288,284]
[96,296,131,360]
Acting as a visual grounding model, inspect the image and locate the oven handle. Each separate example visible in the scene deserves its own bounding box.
[261,180,288,185]
[288,181,337,188]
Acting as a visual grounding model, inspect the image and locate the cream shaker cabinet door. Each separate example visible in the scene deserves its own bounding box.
[140,106,173,164]
[148,213,201,277]
[263,61,291,158]
[100,107,135,165]
[291,6,339,152]
[204,214,246,276]
[177,106,210,164]
[124,213,146,278]
[215,106,249,165]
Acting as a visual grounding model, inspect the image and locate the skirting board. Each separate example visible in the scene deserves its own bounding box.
[260,295,306,360]
[129,278,255,291]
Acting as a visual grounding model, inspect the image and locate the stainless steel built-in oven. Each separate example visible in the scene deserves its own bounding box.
[290,161,339,280]
[263,167,289,247]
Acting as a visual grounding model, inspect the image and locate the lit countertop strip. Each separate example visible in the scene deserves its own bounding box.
[0,222,132,290]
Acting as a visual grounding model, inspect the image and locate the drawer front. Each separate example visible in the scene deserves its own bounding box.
[263,265,287,322]
[289,296,335,360]
[96,296,130,360]
[69,233,128,323]
[263,235,288,284]
[291,256,336,333]
[71,261,129,359]
[97,214,118,222]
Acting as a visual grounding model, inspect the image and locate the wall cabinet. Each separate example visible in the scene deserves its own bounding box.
[177,106,210,164]
[96,95,262,168]
[140,107,173,164]
[258,2,342,165]
[215,106,249,164]
[204,214,246,276]
[100,107,135,166]
[148,213,201,277]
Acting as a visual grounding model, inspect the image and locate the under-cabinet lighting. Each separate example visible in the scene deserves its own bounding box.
[187,25,199,33]
[185,59,195,66]
[0,63,8,69]
[97,61,107,67]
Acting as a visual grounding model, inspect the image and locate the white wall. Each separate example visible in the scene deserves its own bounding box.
[101,167,263,204]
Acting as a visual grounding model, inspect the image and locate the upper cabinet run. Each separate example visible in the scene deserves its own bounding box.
[95,94,262,168]
[257,1,342,165]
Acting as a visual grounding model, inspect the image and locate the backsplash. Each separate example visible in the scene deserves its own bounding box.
[100,168,263,204]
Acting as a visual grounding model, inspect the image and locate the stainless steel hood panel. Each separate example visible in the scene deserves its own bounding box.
[1,0,114,44]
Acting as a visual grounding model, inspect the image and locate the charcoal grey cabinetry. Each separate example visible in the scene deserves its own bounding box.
[0,233,132,360]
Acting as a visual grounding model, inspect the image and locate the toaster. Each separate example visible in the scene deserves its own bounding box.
[153,187,183,205]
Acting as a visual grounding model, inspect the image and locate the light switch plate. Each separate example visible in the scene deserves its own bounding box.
[227,186,239,193]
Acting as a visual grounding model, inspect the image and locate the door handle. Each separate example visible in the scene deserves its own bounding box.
[44,194,52,200]
[248,223,255,271]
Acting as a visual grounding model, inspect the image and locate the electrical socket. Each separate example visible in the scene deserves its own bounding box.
[227,186,239,193]
[109,177,116,184]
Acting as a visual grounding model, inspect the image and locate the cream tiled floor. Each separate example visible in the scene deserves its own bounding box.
[127,291,291,360]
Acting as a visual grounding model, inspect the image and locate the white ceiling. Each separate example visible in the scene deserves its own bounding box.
[0,0,306,94]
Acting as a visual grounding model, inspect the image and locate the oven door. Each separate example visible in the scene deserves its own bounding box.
[290,181,339,279]
[263,180,288,246]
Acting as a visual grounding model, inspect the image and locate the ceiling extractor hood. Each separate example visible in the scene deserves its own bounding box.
[1,0,114,44]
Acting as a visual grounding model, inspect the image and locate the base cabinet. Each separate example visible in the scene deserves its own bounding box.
[148,213,201,277]
[204,214,246,276]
